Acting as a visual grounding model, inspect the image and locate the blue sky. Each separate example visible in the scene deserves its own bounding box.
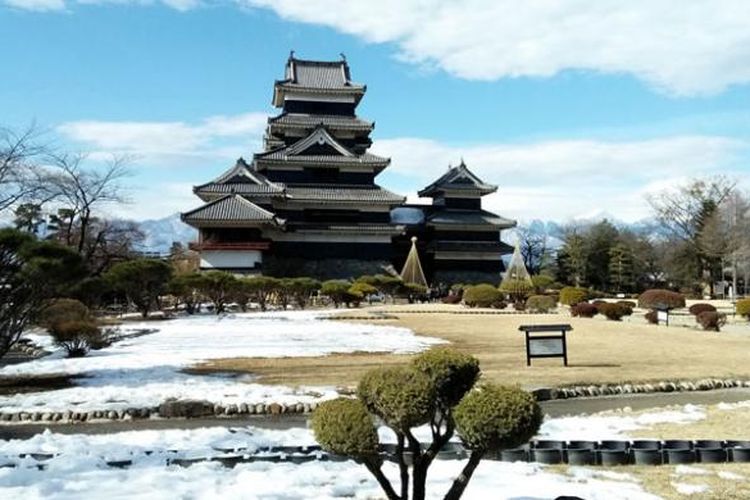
[1,1,749,222]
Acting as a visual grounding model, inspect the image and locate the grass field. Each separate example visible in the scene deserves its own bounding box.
[194,304,750,389]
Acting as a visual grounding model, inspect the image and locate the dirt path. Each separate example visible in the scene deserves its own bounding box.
[3,388,749,440]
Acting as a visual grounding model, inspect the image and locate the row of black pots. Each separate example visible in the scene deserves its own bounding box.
[531,439,750,450]
[501,446,750,465]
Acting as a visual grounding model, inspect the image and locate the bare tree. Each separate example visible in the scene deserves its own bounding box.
[0,125,54,212]
[515,225,548,275]
[48,153,131,254]
[647,176,736,292]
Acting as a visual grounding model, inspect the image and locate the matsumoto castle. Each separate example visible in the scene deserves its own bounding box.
[182,55,516,283]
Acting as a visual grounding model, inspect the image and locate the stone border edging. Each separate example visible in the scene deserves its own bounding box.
[532,378,750,401]
[0,400,319,424]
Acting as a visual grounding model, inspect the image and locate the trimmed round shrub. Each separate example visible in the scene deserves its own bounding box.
[531,274,554,293]
[495,301,508,310]
[571,302,598,318]
[616,301,636,315]
[40,298,91,328]
[311,398,379,458]
[454,384,542,452]
[560,287,588,306]
[48,320,101,357]
[499,279,533,301]
[596,302,628,321]
[644,310,658,324]
[689,303,717,316]
[696,311,727,332]
[357,366,435,431]
[512,301,526,311]
[412,348,480,408]
[526,295,556,313]
[463,284,503,308]
[737,298,750,320]
[638,289,686,311]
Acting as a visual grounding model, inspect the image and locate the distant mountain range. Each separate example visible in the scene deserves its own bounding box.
[136,213,197,254]
[133,213,658,254]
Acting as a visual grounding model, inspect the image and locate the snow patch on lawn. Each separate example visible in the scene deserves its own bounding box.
[674,465,710,476]
[0,312,443,411]
[538,404,707,440]
[672,482,709,495]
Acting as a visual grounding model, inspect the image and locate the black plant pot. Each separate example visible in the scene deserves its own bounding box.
[568,441,598,450]
[532,440,566,449]
[731,448,750,463]
[631,440,661,450]
[599,449,629,466]
[532,448,563,464]
[696,448,727,464]
[501,448,528,462]
[695,440,723,450]
[726,440,750,448]
[567,449,595,465]
[632,449,663,465]
[600,440,629,451]
[663,440,693,450]
[664,449,695,464]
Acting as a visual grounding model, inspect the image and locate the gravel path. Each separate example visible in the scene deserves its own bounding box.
[3,388,749,440]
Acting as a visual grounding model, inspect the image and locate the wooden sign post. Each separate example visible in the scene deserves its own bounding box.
[518,324,573,367]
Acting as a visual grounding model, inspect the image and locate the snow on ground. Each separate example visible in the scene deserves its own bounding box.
[0,402,726,499]
[538,404,707,441]
[0,424,660,500]
[0,312,444,412]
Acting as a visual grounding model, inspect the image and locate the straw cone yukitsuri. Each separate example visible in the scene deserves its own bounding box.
[182,55,516,282]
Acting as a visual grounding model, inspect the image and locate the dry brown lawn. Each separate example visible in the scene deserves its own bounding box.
[193,304,750,389]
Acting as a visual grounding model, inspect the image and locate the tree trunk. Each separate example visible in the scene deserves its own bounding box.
[396,433,409,500]
[363,459,400,500]
[443,450,484,500]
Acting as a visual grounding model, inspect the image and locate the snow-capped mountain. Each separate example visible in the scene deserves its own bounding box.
[136,213,197,254]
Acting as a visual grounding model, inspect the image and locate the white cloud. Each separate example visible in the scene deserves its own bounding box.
[11,1,749,95]
[57,112,268,163]
[3,0,64,10]
[243,0,750,96]
[3,0,199,10]
[374,135,748,222]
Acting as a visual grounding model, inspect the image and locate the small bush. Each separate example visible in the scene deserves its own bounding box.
[737,298,750,319]
[495,301,508,310]
[689,303,716,316]
[526,295,556,313]
[48,320,102,357]
[463,284,503,308]
[512,301,526,311]
[696,311,726,331]
[39,298,91,328]
[616,300,636,315]
[560,287,588,306]
[412,348,480,408]
[357,366,435,431]
[638,289,686,311]
[596,302,628,321]
[311,398,379,458]
[454,384,543,452]
[571,302,598,318]
[645,310,658,324]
